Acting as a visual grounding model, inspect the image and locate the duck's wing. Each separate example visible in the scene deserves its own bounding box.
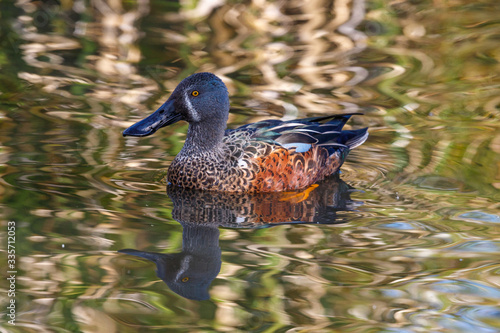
[226,113,368,155]
[221,113,368,191]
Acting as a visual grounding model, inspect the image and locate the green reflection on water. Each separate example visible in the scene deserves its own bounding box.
[0,0,499,332]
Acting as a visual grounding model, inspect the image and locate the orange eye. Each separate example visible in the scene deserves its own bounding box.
[182,277,189,282]
[191,90,199,97]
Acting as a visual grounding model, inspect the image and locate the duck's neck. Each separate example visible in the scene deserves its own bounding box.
[179,119,226,157]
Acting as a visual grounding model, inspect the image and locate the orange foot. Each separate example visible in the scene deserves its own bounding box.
[279,184,319,203]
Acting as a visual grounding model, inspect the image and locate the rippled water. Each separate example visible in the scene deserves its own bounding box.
[1,0,499,332]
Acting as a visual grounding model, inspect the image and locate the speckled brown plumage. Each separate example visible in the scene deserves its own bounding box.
[123,72,368,192]
[167,116,364,192]
[165,173,355,226]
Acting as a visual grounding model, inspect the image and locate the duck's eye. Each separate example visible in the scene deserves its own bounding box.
[182,277,189,282]
[191,90,199,97]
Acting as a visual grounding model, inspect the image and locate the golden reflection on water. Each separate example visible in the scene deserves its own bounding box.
[119,177,355,301]
[14,0,375,114]
[0,0,499,331]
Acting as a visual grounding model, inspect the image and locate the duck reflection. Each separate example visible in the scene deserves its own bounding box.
[119,224,220,301]
[119,175,358,301]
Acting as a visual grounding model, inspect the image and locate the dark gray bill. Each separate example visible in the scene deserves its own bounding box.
[123,99,182,137]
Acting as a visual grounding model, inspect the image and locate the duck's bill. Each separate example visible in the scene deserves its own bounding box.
[123,99,182,137]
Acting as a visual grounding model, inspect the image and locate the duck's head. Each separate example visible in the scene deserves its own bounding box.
[123,72,229,137]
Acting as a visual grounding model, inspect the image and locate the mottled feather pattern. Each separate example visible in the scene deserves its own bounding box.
[123,73,367,192]
[167,173,354,226]
[252,147,339,192]
[168,115,363,192]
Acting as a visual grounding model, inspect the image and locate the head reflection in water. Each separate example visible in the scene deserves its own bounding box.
[119,175,358,301]
[119,224,220,301]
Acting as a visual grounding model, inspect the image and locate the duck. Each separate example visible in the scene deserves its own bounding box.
[123,72,368,192]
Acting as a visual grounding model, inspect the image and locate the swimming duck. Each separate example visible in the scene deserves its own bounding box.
[123,72,368,192]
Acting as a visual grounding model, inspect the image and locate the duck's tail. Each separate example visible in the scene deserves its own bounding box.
[239,112,368,155]
[340,127,369,150]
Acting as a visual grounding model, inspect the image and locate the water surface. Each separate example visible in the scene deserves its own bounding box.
[0,0,499,332]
